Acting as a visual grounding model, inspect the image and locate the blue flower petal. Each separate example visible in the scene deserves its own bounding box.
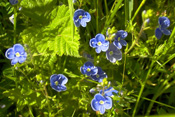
[18,56,27,63]
[90,67,98,75]
[82,12,91,22]
[11,57,19,65]
[116,30,128,39]
[89,38,97,48]
[50,74,68,92]
[57,85,67,92]
[59,74,68,85]
[161,28,171,35]
[95,47,101,53]
[104,96,112,109]
[155,28,162,39]
[113,41,122,49]
[95,93,105,101]
[95,34,105,42]
[9,0,18,5]
[99,106,105,114]
[158,17,170,29]
[120,39,127,46]
[103,40,109,46]
[74,20,81,27]
[73,9,85,19]
[80,20,87,27]
[80,66,86,74]
[85,61,94,67]
[14,44,25,53]
[5,48,15,59]
[91,99,100,111]
[101,45,109,52]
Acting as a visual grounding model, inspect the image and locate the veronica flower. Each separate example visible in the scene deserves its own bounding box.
[106,43,122,63]
[155,16,171,39]
[9,0,18,5]
[5,44,27,65]
[73,9,91,27]
[100,87,118,97]
[89,34,109,53]
[113,30,128,49]
[80,61,98,76]
[50,74,68,92]
[91,67,107,82]
[91,93,112,114]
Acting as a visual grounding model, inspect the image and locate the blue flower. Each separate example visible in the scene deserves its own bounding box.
[91,93,112,114]
[80,61,98,76]
[50,74,68,92]
[155,17,171,39]
[106,43,122,63]
[89,34,109,53]
[91,67,107,82]
[113,30,128,49]
[100,87,118,97]
[5,44,27,65]
[73,9,91,27]
[9,0,18,5]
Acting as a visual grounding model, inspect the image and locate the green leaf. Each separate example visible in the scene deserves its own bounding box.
[3,67,16,81]
[20,5,80,57]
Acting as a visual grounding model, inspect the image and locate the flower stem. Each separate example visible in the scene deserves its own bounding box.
[132,60,155,117]
[13,6,17,44]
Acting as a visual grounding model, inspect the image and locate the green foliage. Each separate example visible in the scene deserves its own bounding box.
[0,0,175,116]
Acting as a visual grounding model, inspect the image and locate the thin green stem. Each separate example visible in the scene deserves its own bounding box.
[132,94,175,110]
[131,0,146,22]
[104,0,109,15]
[44,85,52,116]
[132,60,155,117]
[102,0,123,33]
[120,53,126,92]
[96,0,99,33]
[13,6,17,44]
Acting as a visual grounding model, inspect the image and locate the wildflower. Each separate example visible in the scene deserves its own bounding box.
[91,67,107,82]
[50,74,68,92]
[80,61,98,76]
[106,43,122,63]
[9,14,14,24]
[155,16,171,39]
[113,30,128,49]
[89,34,109,53]
[5,44,27,65]
[100,87,118,97]
[73,9,91,27]
[91,93,112,114]
[9,0,18,5]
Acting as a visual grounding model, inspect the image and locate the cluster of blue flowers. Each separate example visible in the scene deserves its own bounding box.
[91,87,118,114]
[80,61,120,114]
[80,61,107,82]
[89,30,126,63]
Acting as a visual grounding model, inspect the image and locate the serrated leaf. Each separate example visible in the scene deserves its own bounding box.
[20,5,80,57]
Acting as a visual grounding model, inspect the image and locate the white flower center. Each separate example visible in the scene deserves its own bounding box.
[79,15,83,19]
[99,100,104,105]
[15,52,20,57]
[55,81,59,86]
[97,42,102,46]
[87,68,91,72]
